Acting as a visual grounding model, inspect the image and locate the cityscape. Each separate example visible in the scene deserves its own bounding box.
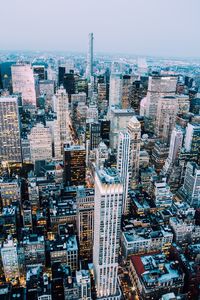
[1,1,200,300]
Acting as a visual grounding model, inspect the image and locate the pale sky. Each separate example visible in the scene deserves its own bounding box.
[1,0,200,57]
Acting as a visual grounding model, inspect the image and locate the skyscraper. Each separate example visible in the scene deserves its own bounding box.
[127,116,141,188]
[184,123,200,164]
[145,75,177,130]
[54,86,70,157]
[11,64,37,107]
[117,131,131,214]
[28,123,52,163]
[0,96,22,163]
[182,162,200,207]
[155,96,178,143]
[77,187,94,263]
[63,145,86,186]
[86,33,94,80]
[109,73,122,108]
[93,167,123,299]
[163,126,183,173]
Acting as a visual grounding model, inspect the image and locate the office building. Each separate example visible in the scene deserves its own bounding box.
[182,161,200,207]
[28,123,52,163]
[0,96,22,163]
[110,107,135,149]
[93,167,123,299]
[76,187,94,263]
[39,80,54,108]
[184,123,200,163]
[64,145,86,186]
[11,64,37,107]
[145,75,177,129]
[109,73,122,108]
[163,127,183,173]
[54,87,70,157]
[155,96,178,143]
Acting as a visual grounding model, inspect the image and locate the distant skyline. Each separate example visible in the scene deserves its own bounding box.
[1,0,200,58]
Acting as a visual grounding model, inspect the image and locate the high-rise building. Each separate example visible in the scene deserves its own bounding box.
[110,107,135,149]
[11,64,37,107]
[28,123,52,163]
[86,33,94,79]
[155,96,178,143]
[182,161,200,207]
[184,123,200,158]
[145,75,177,129]
[86,122,101,150]
[163,126,183,173]
[1,237,20,283]
[122,75,131,109]
[63,145,86,186]
[54,87,70,157]
[76,187,94,263]
[117,131,131,214]
[0,96,22,163]
[93,167,123,299]
[39,80,55,108]
[63,71,75,100]
[0,61,15,90]
[32,63,47,81]
[109,73,122,108]
[58,66,66,86]
[127,116,141,188]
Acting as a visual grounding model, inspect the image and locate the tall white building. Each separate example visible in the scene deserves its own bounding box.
[145,75,177,129]
[163,127,183,173]
[117,131,131,214]
[184,123,200,152]
[127,116,141,188]
[11,64,36,107]
[0,96,22,163]
[86,33,94,79]
[93,168,123,299]
[155,96,178,142]
[110,107,135,149]
[28,123,52,163]
[54,87,70,158]
[109,73,123,108]
[1,237,20,282]
[182,162,200,207]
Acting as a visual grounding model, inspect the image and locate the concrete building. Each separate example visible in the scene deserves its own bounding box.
[155,96,178,143]
[117,131,131,214]
[182,162,200,207]
[86,33,94,80]
[1,237,20,283]
[11,64,36,107]
[29,123,52,163]
[93,167,123,299]
[76,187,94,263]
[109,73,122,108]
[127,116,141,188]
[0,96,22,163]
[110,107,135,149]
[145,75,177,129]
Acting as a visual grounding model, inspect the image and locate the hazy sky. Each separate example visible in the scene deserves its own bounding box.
[1,0,200,57]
